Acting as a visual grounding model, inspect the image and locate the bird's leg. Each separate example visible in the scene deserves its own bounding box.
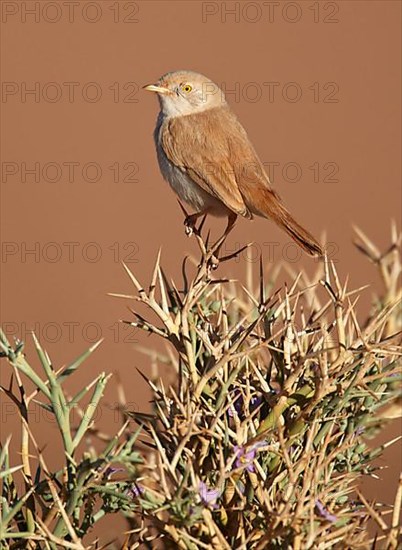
[224,212,238,238]
[208,213,238,269]
[177,200,207,237]
[184,212,207,237]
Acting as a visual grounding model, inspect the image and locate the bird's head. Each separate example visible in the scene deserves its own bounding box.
[143,70,226,117]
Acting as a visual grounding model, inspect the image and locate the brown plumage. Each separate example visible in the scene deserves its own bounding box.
[144,70,323,257]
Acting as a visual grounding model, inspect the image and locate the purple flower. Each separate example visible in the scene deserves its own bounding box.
[199,481,220,508]
[315,500,338,523]
[234,440,267,472]
[228,392,264,418]
[250,395,263,410]
[234,445,256,472]
[126,483,145,499]
[234,441,266,472]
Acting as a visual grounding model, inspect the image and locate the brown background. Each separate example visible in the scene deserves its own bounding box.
[1,0,401,545]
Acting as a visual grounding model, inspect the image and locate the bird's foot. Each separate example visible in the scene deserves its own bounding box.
[177,201,207,238]
[184,216,196,237]
[184,213,207,238]
[207,253,220,271]
[206,245,251,272]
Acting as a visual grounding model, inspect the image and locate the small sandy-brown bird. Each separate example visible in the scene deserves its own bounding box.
[144,70,323,256]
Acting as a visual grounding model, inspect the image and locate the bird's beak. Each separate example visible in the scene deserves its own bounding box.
[143,84,171,95]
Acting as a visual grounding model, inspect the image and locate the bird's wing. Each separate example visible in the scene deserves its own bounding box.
[161,107,253,218]
[162,106,323,257]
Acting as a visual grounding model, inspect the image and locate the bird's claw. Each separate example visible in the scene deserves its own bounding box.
[184,217,195,237]
[202,252,219,273]
[208,254,220,270]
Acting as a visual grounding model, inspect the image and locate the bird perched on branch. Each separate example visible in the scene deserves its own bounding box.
[144,70,323,257]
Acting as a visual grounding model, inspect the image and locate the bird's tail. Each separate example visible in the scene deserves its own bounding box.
[256,189,323,257]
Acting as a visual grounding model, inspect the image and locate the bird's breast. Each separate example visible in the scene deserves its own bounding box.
[153,114,226,215]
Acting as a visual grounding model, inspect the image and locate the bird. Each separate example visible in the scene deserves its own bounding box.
[144,70,323,257]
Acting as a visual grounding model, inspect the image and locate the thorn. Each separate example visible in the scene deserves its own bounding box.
[198,214,207,235]
[122,262,146,296]
[205,230,211,249]
[177,199,189,218]
[219,242,251,263]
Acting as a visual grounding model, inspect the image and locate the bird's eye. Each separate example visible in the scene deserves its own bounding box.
[181,83,193,93]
